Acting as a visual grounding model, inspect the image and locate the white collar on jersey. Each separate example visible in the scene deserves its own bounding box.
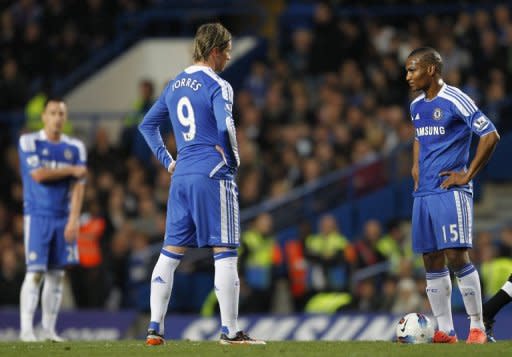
[39,129,67,143]
[184,65,213,74]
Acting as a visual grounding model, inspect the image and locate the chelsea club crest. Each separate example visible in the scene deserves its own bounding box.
[432,108,443,120]
[64,149,73,160]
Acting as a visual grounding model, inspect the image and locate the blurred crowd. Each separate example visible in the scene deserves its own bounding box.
[1,1,512,314]
[0,0,151,111]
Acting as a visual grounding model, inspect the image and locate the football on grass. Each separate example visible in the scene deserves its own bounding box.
[396,313,434,344]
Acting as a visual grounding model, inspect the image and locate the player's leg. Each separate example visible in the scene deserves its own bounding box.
[212,247,240,338]
[482,273,512,342]
[146,246,185,345]
[20,215,50,341]
[212,247,263,345]
[194,177,264,344]
[435,191,486,343]
[445,247,486,343]
[414,196,457,343]
[40,269,65,341]
[19,271,44,341]
[147,177,191,345]
[39,218,78,341]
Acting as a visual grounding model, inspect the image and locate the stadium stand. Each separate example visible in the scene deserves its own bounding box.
[1,0,512,322]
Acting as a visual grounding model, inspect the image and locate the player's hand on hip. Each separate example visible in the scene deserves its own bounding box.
[439,170,469,189]
[64,220,79,242]
[71,165,87,179]
[214,145,225,156]
[168,161,176,175]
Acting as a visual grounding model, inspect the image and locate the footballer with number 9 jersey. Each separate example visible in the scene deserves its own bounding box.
[406,47,500,344]
[138,23,264,346]
[18,98,87,342]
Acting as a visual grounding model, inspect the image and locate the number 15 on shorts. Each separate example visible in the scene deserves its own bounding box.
[442,224,459,243]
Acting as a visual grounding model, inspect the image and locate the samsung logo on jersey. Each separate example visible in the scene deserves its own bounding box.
[416,126,446,137]
[41,160,72,169]
[173,77,202,91]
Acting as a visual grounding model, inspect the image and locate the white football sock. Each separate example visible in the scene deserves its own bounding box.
[20,272,44,336]
[214,252,239,338]
[148,250,182,334]
[426,268,454,333]
[502,281,512,297]
[455,264,485,331]
[41,270,65,334]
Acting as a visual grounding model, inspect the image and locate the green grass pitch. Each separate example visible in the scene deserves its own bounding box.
[0,340,511,357]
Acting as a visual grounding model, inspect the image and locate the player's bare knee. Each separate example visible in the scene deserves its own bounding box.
[27,271,44,284]
[212,247,238,255]
[445,248,470,271]
[422,251,445,271]
[162,245,187,255]
[47,270,65,283]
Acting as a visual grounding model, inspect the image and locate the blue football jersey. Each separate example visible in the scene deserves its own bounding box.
[139,65,240,179]
[18,130,87,217]
[410,84,497,197]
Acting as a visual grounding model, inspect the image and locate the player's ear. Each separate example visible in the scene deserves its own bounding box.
[427,64,436,76]
[210,47,220,58]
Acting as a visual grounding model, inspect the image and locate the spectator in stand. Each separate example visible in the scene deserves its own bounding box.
[304,214,351,292]
[0,245,24,306]
[287,28,312,77]
[0,58,28,111]
[243,61,269,109]
[69,198,108,308]
[352,220,387,271]
[87,127,120,176]
[239,213,282,313]
[308,1,342,75]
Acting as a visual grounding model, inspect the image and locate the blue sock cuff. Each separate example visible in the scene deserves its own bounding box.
[426,267,449,280]
[454,263,475,278]
[214,250,238,261]
[148,321,160,332]
[161,249,183,260]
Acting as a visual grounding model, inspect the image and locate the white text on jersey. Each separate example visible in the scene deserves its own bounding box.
[416,126,446,137]
[172,77,202,91]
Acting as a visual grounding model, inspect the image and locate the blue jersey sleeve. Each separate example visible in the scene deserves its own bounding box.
[71,138,87,166]
[138,82,174,170]
[18,136,41,174]
[71,138,87,183]
[451,90,497,137]
[212,81,240,168]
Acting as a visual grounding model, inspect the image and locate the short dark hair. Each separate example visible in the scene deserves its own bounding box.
[43,96,65,109]
[408,47,443,74]
[192,23,231,62]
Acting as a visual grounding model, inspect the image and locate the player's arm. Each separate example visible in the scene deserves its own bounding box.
[440,130,500,189]
[65,140,87,242]
[412,139,420,191]
[440,103,500,189]
[138,82,175,173]
[212,82,239,169]
[18,137,86,183]
[466,131,500,180]
[64,180,85,243]
[31,166,87,183]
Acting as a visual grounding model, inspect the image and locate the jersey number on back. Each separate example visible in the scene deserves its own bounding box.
[177,96,196,141]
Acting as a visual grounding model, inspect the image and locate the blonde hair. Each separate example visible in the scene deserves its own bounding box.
[192,23,231,62]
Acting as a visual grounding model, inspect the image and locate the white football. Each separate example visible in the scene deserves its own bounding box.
[396,313,434,344]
